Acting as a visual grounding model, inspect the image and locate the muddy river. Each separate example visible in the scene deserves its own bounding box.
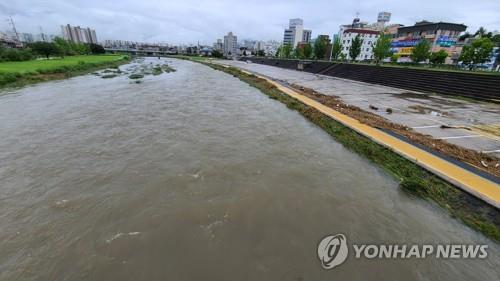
[0,58,498,280]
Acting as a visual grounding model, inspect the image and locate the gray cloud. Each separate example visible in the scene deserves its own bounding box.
[1,0,499,44]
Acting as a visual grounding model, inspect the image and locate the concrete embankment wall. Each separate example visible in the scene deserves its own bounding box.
[241,58,500,102]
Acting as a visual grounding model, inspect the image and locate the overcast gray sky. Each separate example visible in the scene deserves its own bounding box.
[1,0,499,44]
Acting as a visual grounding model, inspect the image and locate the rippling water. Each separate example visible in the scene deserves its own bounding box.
[0,58,498,280]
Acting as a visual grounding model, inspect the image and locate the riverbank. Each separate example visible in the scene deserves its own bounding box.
[0,55,129,89]
[179,57,499,241]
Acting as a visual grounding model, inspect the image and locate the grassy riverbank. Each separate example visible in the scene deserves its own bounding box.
[0,55,129,88]
[182,57,499,241]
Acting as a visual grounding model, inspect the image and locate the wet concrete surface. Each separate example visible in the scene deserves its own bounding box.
[219,60,500,158]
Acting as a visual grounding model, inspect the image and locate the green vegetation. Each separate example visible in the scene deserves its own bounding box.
[430,50,448,65]
[277,43,293,59]
[161,64,176,73]
[150,63,176,75]
[410,40,431,63]
[390,54,399,63]
[372,33,393,64]
[0,55,129,88]
[222,25,500,73]
[302,42,313,59]
[330,37,343,61]
[0,45,33,62]
[0,55,125,73]
[349,34,363,61]
[152,66,163,75]
[30,41,60,59]
[193,59,499,242]
[128,73,144,79]
[313,36,328,60]
[459,37,495,69]
[0,38,107,64]
[211,49,223,58]
[294,45,305,59]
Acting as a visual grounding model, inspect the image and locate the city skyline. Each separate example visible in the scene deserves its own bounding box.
[1,0,499,44]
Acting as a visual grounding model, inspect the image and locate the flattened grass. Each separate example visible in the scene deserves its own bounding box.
[0,55,126,74]
[0,55,129,88]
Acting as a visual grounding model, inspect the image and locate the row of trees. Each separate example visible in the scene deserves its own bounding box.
[276,36,331,60]
[274,34,451,65]
[0,38,106,62]
[459,28,500,69]
[274,34,396,63]
[271,26,498,69]
[29,38,105,59]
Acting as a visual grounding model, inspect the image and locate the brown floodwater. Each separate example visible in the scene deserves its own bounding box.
[0,58,498,280]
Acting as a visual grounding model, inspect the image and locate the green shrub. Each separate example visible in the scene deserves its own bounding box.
[128,74,144,79]
[0,72,21,85]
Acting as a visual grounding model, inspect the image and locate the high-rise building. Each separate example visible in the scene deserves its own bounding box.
[283,18,310,47]
[223,32,237,57]
[302,30,312,43]
[61,24,98,44]
[213,39,223,51]
[377,12,391,30]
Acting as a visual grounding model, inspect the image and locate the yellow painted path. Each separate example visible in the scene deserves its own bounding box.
[223,64,500,208]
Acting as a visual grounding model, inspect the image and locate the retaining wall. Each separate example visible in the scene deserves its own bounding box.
[241,58,500,102]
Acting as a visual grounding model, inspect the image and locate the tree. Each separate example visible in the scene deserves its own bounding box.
[330,37,342,61]
[390,54,399,63]
[491,34,500,45]
[89,43,105,54]
[349,34,363,61]
[212,49,223,58]
[294,47,305,59]
[303,43,313,59]
[459,32,471,41]
[73,43,90,55]
[281,44,293,58]
[474,27,487,38]
[275,46,281,57]
[459,37,494,69]
[257,49,266,57]
[410,40,431,63]
[430,50,448,64]
[372,33,392,64]
[53,37,71,57]
[30,42,58,59]
[313,37,328,60]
